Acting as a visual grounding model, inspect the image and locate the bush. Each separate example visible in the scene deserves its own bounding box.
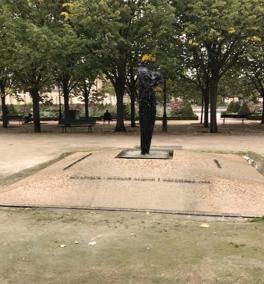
[8,104,18,115]
[226,101,234,113]
[234,102,240,113]
[170,100,183,116]
[227,101,240,113]
[181,102,195,117]
[238,102,251,115]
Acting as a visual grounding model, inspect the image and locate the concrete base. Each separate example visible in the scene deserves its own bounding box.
[116,149,173,159]
[0,150,264,217]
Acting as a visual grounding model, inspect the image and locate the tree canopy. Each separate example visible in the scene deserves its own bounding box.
[1,0,264,132]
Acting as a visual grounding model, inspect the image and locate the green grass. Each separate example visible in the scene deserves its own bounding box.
[246,151,264,176]
[251,216,264,223]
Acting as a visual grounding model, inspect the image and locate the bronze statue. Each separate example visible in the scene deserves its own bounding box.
[137,63,162,155]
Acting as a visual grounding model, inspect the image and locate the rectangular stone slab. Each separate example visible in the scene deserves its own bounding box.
[0,150,264,217]
[116,149,173,159]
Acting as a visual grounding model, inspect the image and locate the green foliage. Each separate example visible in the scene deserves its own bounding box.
[227,101,240,113]
[174,0,264,132]
[170,100,196,117]
[1,0,264,132]
[89,104,115,117]
[123,104,131,119]
[73,0,175,131]
[251,216,264,223]
[169,79,201,104]
[181,102,195,117]
[6,0,55,94]
[238,102,251,115]
[233,102,240,113]
[226,101,235,113]
[8,104,18,115]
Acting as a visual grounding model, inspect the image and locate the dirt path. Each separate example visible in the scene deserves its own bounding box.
[1,121,264,178]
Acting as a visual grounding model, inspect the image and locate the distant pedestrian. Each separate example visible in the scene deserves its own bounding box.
[23,113,32,124]
[103,110,112,125]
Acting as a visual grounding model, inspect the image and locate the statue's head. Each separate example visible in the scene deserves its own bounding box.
[152,71,162,86]
[138,53,156,73]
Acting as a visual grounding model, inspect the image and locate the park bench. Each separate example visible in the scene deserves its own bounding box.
[221,113,248,125]
[99,115,117,122]
[59,117,97,133]
[2,115,24,125]
[247,114,262,121]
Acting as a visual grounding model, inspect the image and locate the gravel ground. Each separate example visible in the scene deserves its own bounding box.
[0,121,264,178]
[0,208,263,284]
[0,121,263,284]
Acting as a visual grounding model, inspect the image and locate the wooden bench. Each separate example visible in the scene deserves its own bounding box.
[59,118,96,133]
[4,115,24,125]
[221,113,248,125]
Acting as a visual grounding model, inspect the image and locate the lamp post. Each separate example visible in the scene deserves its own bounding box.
[200,95,204,124]
[58,86,62,123]
[162,78,168,133]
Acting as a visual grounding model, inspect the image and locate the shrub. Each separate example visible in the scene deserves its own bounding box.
[233,102,240,113]
[8,104,18,115]
[238,102,251,115]
[123,104,131,119]
[227,101,234,113]
[170,100,183,116]
[181,102,195,117]
[227,101,240,113]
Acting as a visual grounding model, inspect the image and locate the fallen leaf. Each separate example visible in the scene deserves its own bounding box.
[200,223,210,228]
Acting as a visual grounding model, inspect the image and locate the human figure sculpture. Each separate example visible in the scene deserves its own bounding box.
[137,64,162,155]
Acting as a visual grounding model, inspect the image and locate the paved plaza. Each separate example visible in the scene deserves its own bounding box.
[0,121,263,283]
[1,121,264,178]
[0,149,263,217]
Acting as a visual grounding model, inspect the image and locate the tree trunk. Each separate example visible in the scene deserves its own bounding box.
[130,95,136,127]
[30,90,41,133]
[114,83,126,132]
[129,84,136,127]
[162,79,168,133]
[204,93,209,128]
[83,82,90,119]
[1,95,8,128]
[62,84,70,123]
[261,94,264,124]
[200,95,204,124]
[84,93,89,118]
[209,79,218,133]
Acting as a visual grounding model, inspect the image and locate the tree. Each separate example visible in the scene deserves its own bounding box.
[0,1,14,128]
[126,52,138,128]
[241,44,264,123]
[74,0,174,132]
[6,0,56,132]
[74,70,100,118]
[174,0,264,132]
[52,24,85,122]
[176,46,211,127]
